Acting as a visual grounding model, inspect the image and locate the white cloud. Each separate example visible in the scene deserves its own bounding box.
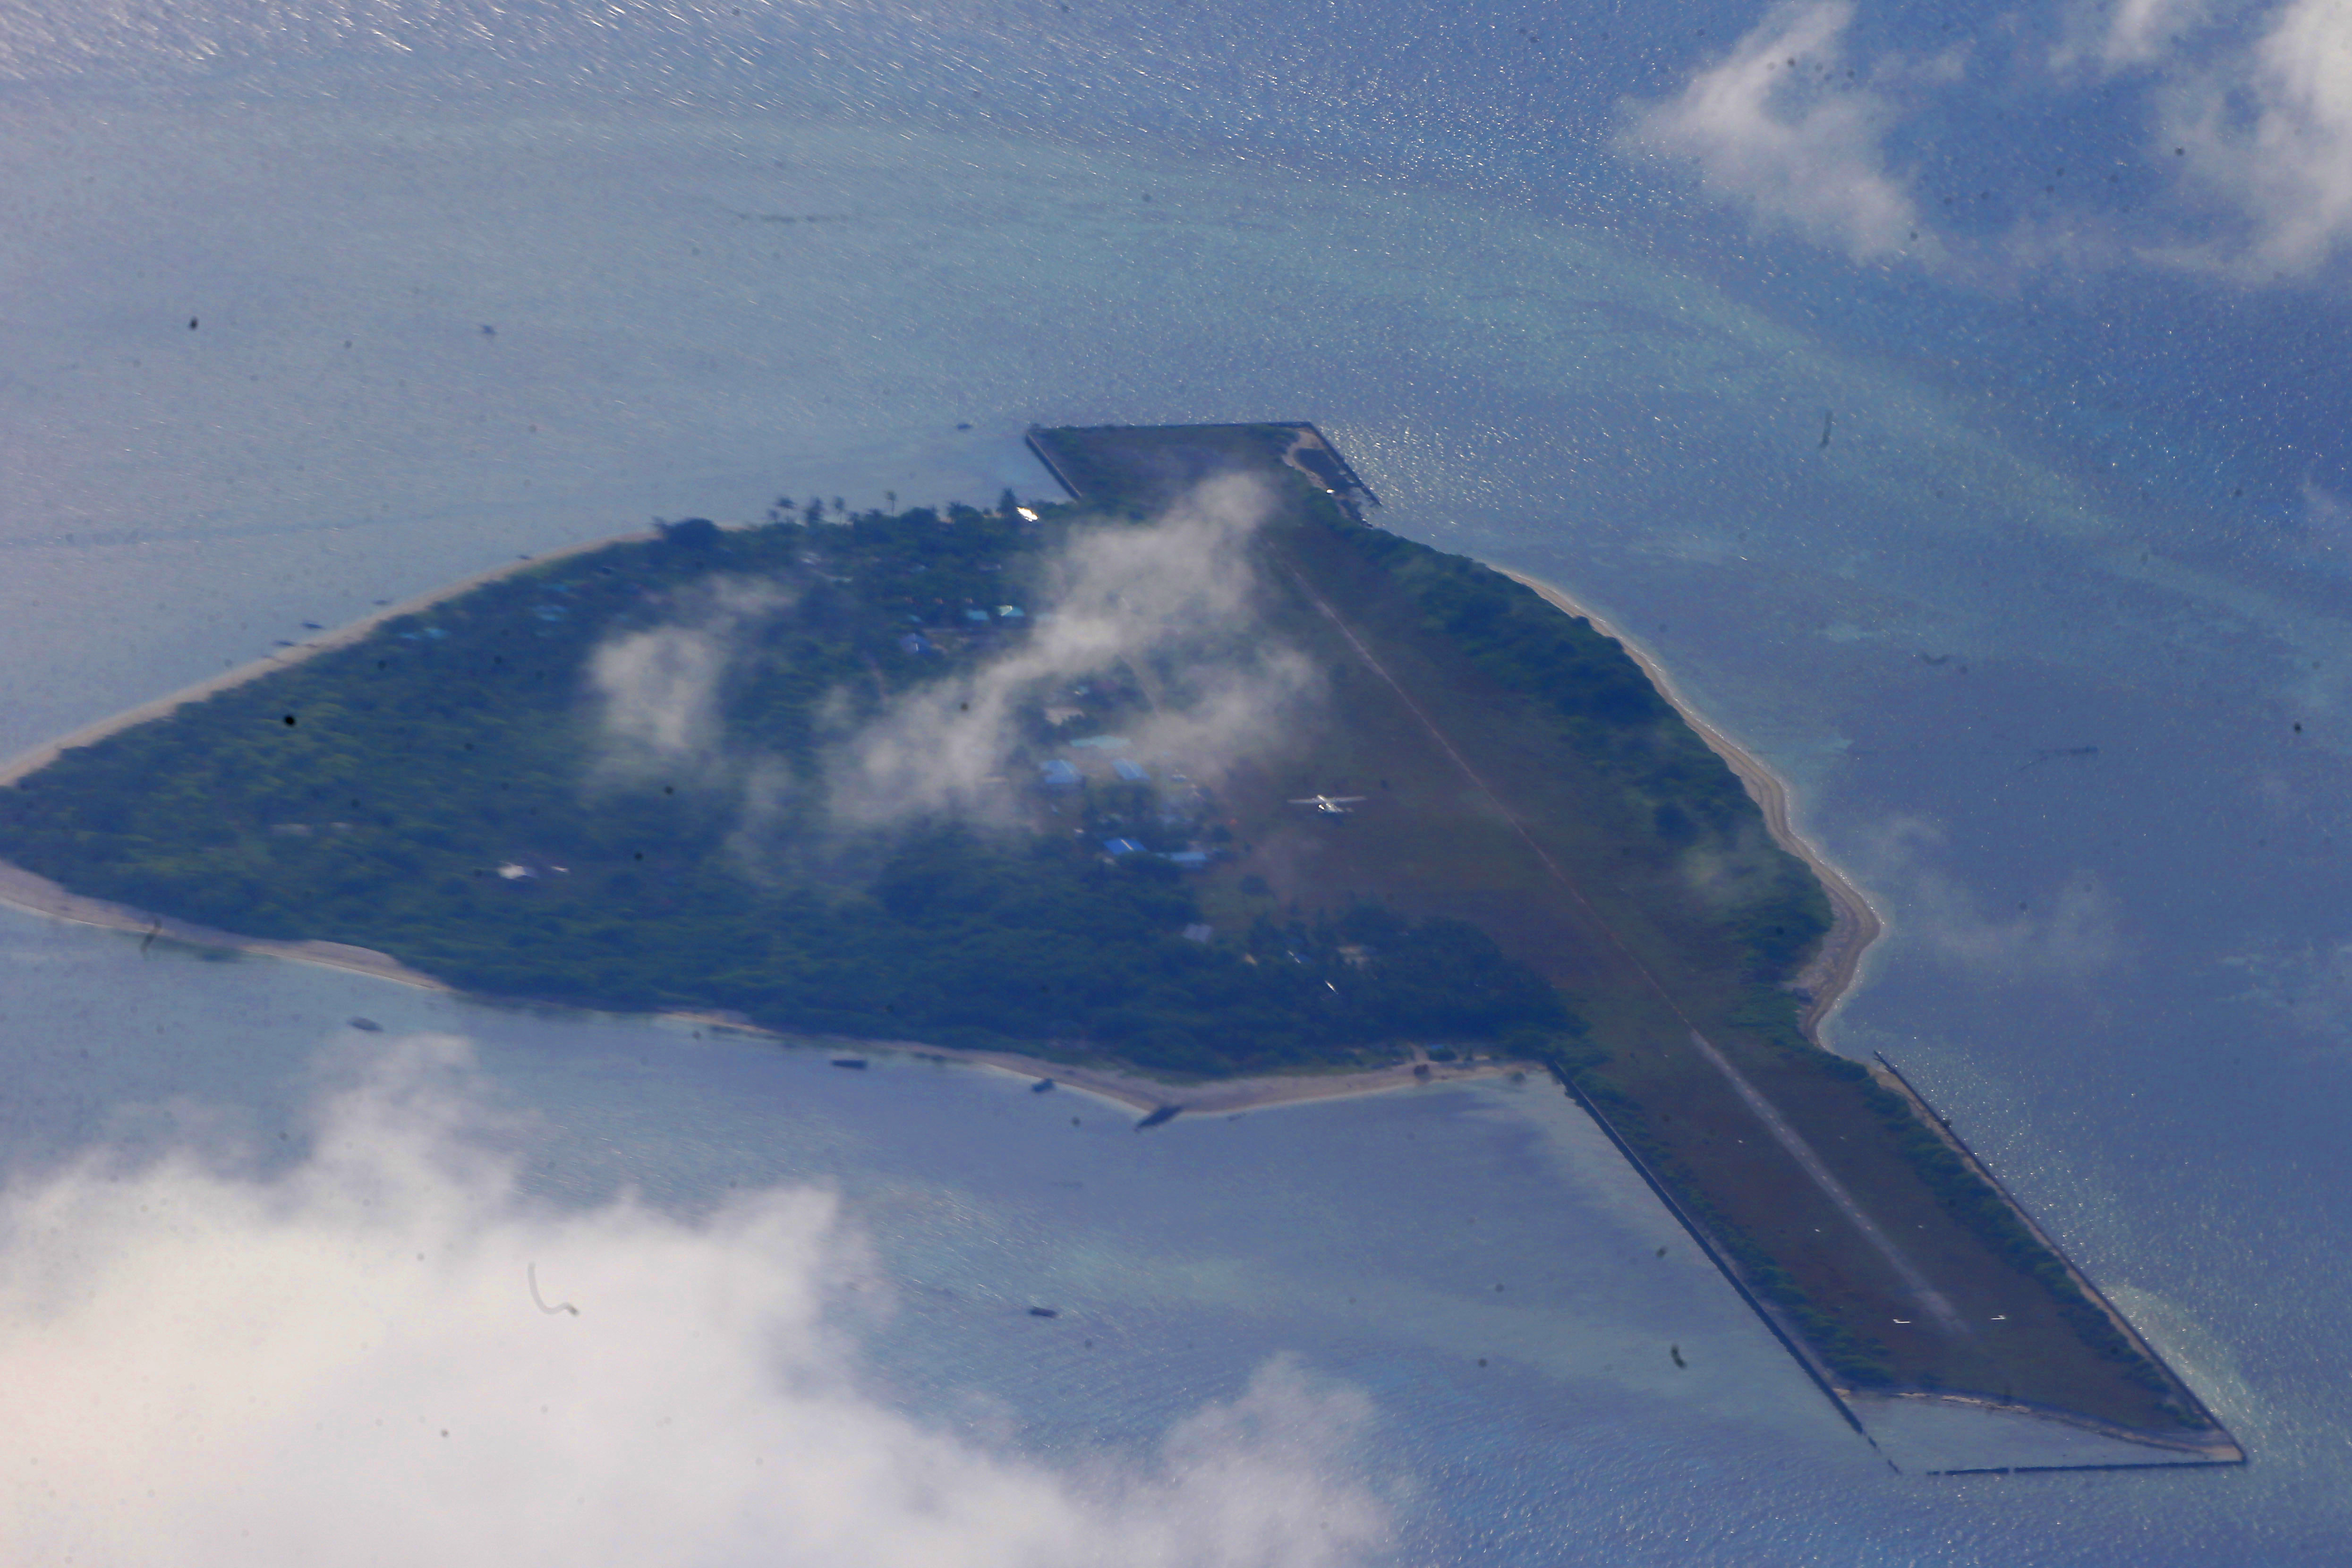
[827,475,1322,830]
[1861,817,2131,980]
[2107,0,2213,64]
[2159,0,2352,276]
[588,577,794,780]
[592,622,732,759]
[2292,476,2352,558]
[2225,931,2352,1044]
[1624,0,1928,262]
[2051,0,2226,70]
[1627,0,2352,286]
[575,480,1322,870]
[0,1035,1391,1568]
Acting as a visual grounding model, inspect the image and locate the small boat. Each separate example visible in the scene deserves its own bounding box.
[830,1057,869,1070]
[1134,1104,1181,1130]
[1031,1078,1056,1094]
[348,1018,383,1033]
[1027,1306,1059,1318]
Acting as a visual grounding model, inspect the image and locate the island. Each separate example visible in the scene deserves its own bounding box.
[0,421,2239,1466]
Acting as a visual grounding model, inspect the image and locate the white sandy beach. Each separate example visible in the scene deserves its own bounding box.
[0,527,654,792]
[669,1018,1532,1116]
[1495,568,1884,1036]
[0,859,451,992]
[924,1047,1524,1115]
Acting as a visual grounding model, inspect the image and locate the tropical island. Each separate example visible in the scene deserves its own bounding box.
[0,421,2237,1463]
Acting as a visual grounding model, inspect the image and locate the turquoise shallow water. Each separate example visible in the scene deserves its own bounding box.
[4,5,2352,1559]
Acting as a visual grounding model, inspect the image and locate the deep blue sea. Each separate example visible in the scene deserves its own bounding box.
[3,3,2349,1562]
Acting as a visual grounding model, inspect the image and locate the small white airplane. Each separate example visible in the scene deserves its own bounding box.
[1288,794,1366,816]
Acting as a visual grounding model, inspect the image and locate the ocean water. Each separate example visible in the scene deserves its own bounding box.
[0,907,2320,1563]
[4,3,2351,1561]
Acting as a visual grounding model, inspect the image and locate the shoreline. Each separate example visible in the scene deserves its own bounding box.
[0,507,1532,1119]
[0,532,1852,1110]
[0,528,653,791]
[1494,568,1884,1039]
[0,526,650,979]
[0,859,452,992]
[931,1047,1524,1115]
[675,1019,1528,1116]
[0,860,1529,1115]
[1500,569,2245,1462]
[1,480,2233,1466]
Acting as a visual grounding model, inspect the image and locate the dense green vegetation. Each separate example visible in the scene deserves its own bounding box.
[0,503,1568,1077]
[1320,513,1834,989]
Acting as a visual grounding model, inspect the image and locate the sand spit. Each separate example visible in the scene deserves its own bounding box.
[0,528,650,984]
[945,1048,1523,1115]
[0,528,650,985]
[668,1023,1529,1116]
[0,859,449,991]
[1495,569,1884,1038]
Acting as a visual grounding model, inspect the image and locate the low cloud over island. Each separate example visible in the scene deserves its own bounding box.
[582,474,1323,849]
[827,473,1320,829]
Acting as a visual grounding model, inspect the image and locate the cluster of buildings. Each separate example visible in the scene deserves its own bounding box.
[1032,731,1220,873]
